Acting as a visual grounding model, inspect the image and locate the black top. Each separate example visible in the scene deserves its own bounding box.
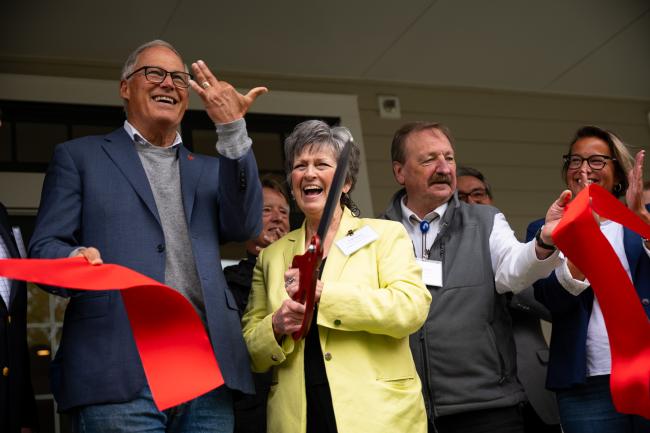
[223,252,257,316]
[304,259,329,385]
[303,258,338,433]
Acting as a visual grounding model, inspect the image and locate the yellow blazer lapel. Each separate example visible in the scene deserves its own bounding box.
[283,222,307,272]
[319,208,363,347]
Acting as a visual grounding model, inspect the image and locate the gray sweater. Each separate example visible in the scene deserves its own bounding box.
[135,141,206,321]
[130,119,251,322]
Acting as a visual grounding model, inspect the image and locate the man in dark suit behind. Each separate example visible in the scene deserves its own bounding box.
[224,175,290,433]
[0,198,38,432]
[28,40,266,432]
[457,166,560,433]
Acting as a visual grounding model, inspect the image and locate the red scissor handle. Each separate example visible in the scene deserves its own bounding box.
[290,234,323,340]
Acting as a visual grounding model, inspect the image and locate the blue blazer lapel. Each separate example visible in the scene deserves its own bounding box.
[623,204,650,291]
[624,205,650,279]
[178,146,205,224]
[623,227,642,279]
[100,128,161,225]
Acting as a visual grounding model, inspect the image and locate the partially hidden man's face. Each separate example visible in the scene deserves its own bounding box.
[393,128,456,214]
[260,187,290,243]
[457,175,492,205]
[120,46,189,133]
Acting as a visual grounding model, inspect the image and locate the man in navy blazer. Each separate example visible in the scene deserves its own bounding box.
[29,40,267,432]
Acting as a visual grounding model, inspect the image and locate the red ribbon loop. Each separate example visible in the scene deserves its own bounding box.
[553,184,650,419]
[0,257,223,410]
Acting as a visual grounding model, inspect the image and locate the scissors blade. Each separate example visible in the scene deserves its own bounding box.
[316,139,353,240]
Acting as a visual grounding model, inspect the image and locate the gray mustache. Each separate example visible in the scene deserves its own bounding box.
[428,175,452,186]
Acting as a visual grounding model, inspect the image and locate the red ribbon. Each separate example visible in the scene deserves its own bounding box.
[0,257,223,410]
[553,184,650,419]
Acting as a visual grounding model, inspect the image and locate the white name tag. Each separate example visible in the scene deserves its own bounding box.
[416,258,443,287]
[335,225,379,256]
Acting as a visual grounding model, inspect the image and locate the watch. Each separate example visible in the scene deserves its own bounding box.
[535,226,556,251]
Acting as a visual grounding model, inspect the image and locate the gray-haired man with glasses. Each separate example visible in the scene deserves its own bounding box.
[124,65,194,89]
[456,166,493,204]
[29,39,267,433]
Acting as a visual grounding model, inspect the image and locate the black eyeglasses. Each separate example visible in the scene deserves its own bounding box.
[458,188,488,202]
[125,66,193,89]
[563,154,616,171]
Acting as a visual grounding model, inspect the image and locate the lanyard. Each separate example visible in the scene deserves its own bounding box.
[420,220,430,258]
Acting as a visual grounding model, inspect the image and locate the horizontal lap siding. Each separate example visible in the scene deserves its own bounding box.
[7,64,648,237]
[231,72,648,237]
[349,83,649,237]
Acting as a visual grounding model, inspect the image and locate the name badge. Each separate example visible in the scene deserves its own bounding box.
[335,225,378,256]
[416,258,443,287]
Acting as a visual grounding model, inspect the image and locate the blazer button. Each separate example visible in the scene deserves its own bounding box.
[2,367,8,377]
[324,352,332,361]
[6,315,10,324]
[157,244,165,253]
[642,298,650,306]
[271,354,279,362]
[239,170,246,190]
[333,319,341,326]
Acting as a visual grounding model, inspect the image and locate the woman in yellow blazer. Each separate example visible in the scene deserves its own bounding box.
[242,120,431,433]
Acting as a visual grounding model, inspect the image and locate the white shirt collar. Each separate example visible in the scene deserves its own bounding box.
[400,195,448,227]
[123,120,182,149]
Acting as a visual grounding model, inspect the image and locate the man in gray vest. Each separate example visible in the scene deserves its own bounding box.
[381,121,568,433]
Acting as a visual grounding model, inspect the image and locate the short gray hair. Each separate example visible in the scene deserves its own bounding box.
[121,39,186,80]
[284,120,361,212]
[391,121,454,164]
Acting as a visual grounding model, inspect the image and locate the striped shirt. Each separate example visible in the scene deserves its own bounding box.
[0,236,12,307]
